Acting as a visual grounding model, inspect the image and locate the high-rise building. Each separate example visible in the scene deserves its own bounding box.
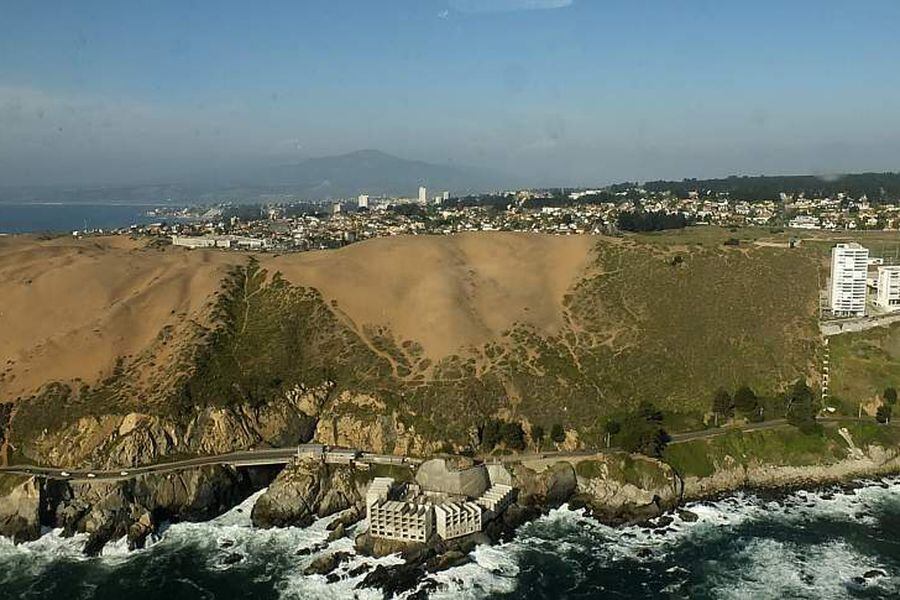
[418,186,427,205]
[358,194,369,209]
[830,243,869,317]
[442,191,450,201]
[875,266,900,312]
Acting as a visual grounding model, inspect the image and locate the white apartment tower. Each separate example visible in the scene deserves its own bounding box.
[875,266,900,312]
[358,194,369,209]
[830,243,869,317]
[418,186,427,205]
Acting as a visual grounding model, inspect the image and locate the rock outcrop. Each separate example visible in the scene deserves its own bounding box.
[0,465,274,553]
[568,453,684,523]
[251,458,364,528]
[18,384,329,470]
[680,442,900,500]
[511,461,577,508]
[313,391,441,455]
[0,475,41,542]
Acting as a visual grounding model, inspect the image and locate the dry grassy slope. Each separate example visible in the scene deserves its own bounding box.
[0,233,595,401]
[0,236,239,399]
[0,231,824,444]
[266,232,596,359]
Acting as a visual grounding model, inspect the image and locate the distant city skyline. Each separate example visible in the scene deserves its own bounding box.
[2,1,900,187]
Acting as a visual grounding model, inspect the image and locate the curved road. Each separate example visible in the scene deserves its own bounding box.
[0,416,883,483]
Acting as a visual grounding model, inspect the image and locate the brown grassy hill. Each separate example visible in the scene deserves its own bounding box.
[268,232,596,360]
[0,236,239,400]
[1,230,825,455]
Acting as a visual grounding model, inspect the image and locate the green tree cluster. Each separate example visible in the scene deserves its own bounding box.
[480,419,527,451]
[616,402,670,457]
[785,380,820,434]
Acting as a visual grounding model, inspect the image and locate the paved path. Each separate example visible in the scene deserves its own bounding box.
[820,313,900,336]
[0,416,884,483]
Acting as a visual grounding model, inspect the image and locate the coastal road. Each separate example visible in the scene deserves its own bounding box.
[0,416,884,483]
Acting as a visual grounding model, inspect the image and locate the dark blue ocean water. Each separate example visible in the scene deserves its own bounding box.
[0,204,168,234]
[1,478,899,599]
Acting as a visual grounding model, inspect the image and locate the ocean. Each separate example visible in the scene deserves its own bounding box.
[0,204,169,234]
[1,478,899,599]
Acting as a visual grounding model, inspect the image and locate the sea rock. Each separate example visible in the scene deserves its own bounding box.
[0,475,41,542]
[251,458,363,528]
[571,453,683,524]
[512,461,576,508]
[303,551,351,576]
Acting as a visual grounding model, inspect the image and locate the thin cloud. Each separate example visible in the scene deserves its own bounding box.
[449,0,573,14]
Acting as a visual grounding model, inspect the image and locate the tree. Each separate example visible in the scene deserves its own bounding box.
[876,404,892,424]
[501,421,526,451]
[786,379,819,434]
[711,388,733,426]
[531,425,545,451]
[734,385,760,418]
[550,423,566,445]
[618,402,670,457]
[603,419,621,448]
[884,387,897,406]
[481,419,501,449]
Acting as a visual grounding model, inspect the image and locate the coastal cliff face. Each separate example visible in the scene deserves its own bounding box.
[17,385,327,469]
[0,476,40,542]
[312,392,441,457]
[681,442,900,499]
[509,453,684,523]
[251,458,364,529]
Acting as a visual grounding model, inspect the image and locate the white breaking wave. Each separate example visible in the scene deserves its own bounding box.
[1,477,899,598]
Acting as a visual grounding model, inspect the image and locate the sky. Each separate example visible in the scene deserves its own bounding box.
[1,0,900,187]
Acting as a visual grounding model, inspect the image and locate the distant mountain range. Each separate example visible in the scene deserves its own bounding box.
[256,149,508,199]
[0,150,511,205]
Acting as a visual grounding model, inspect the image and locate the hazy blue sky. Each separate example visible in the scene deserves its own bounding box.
[2,0,900,186]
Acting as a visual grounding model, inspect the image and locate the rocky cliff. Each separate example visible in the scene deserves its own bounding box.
[251,458,364,529]
[680,441,900,500]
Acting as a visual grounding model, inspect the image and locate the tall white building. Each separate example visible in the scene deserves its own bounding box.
[358,194,369,209]
[875,266,900,311]
[830,243,869,317]
[418,186,427,205]
[442,191,450,201]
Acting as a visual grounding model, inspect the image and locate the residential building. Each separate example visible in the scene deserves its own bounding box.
[830,243,869,317]
[368,500,434,543]
[358,194,369,209]
[171,235,217,249]
[433,502,482,540]
[876,266,900,311]
[418,186,427,205]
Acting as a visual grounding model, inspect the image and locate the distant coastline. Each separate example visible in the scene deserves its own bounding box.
[0,203,173,234]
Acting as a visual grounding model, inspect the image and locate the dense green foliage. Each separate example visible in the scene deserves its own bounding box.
[785,380,820,434]
[181,258,392,410]
[617,210,689,232]
[640,172,900,203]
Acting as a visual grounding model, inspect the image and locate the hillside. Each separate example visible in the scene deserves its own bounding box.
[0,230,826,465]
[258,149,507,199]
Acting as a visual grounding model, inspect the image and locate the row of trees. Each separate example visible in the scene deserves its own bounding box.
[480,419,567,452]
[617,210,690,232]
[600,402,670,458]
